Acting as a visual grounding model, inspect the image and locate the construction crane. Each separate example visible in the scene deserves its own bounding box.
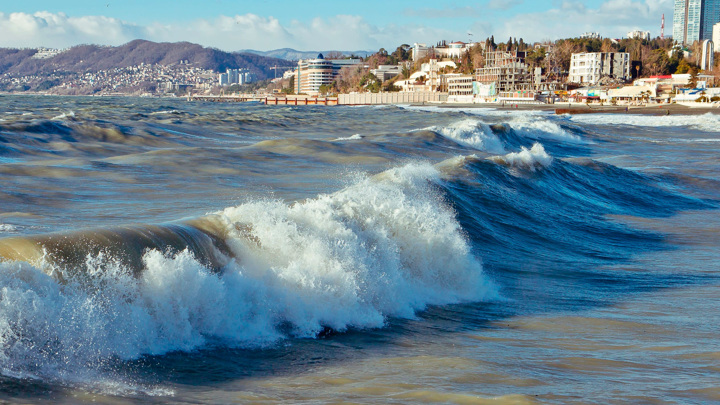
[269,65,284,79]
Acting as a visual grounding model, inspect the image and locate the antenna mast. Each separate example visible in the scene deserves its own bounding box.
[661,14,665,40]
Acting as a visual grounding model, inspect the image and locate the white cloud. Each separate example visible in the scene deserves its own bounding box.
[0,2,675,52]
[0,11,455,51]
[0,11,142,48]
[473,0,673,42]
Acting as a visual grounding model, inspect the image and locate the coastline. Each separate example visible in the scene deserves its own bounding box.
[425,102,720,115]
[3,92,720,115]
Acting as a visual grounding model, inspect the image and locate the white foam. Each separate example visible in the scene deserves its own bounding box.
[150,110,180,115]
[0,224,16,233]
[508,115,584,143]
[334,134,363,141]
[427,119,506,153]
[52,111,75,120]
[567,112,720,132]
[0,163,495,389]
[490,143,553,171]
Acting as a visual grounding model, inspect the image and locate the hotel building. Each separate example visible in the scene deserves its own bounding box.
[295,54,362,95]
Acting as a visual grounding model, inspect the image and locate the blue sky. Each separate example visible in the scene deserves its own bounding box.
[0,1,673,51]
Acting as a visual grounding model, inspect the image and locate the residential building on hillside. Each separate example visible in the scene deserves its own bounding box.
[568,52,631,84]
[580,32,602,39]
[412,43,429,61]
[218,68,254,86]
[627,30,651,40]
[371,65,402,82]
[673,0,720,45]
[294,54,363,94]
[434,41,477,59]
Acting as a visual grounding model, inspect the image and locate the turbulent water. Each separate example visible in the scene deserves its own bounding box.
[1,95,719,404]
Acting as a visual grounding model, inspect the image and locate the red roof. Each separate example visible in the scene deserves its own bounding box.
[649,75,672,79]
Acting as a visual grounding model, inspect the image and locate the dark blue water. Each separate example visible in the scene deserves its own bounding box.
[1,96,719,404]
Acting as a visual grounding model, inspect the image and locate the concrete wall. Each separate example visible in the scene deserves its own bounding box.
[338,92,448,105]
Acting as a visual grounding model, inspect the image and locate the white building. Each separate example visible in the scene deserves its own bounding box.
[580,32,602,39]
[627,30,651,41]
[412,43,429,61]
[435,41,476,59]
[371,65,402,82]
[568,52,631,84]
[714,22,720,53]
[294,55,363,95]
[444,74,474,103]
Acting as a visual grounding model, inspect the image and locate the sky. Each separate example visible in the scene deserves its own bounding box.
[0,0,673,52]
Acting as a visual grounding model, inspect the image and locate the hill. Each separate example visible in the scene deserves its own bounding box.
[238,48,374,61]
[0,40,296,80]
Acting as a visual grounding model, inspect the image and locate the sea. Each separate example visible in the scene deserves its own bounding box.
[0,95,719,404]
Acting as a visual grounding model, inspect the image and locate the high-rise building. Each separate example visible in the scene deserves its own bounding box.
[673,0,720,45]
[714,22,720,52]
[294,54,362,95]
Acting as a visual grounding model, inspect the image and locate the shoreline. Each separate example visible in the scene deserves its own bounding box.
[425,102,720,116]
[3,92,720,115]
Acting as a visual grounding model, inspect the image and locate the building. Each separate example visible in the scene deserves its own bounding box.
[627,30,652,41]
[371,65,402,82]
[474,50,541,102]
[701,39,715,70]
[434,41,476,59]
[294,54,363,95]
[580,32,602,39]
[412,43,429,61]
[714,22,720,52]
[393,59,455,92]
[673,0,720,45]
[568,52,631,84]
[444,74,474,103]
[218,68,254,86]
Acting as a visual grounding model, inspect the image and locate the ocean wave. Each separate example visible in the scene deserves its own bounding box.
[0,163,495,387]
[426,119,506,153]
[489,143,553,171]
[566,112,720,132]
[0,224,16,233]
[507,115,584,143]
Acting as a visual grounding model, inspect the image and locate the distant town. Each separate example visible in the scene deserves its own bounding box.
[2,1,720,107]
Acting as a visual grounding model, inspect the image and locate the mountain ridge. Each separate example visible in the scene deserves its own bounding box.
[238,48,374,61]
[0,40,297,79]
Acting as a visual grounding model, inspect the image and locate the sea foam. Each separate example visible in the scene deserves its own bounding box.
[427,119,506,153]
[489,143,553,171]
[566,112,720,132]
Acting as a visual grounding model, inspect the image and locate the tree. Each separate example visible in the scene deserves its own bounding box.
[689,67,699,88]
[526,48,546,69]
[676,59,692,74]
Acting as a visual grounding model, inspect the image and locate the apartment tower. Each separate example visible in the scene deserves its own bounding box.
[673,0,720,45]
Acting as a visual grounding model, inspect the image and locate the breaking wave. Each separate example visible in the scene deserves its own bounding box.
[489,143,553,171]
[425,119,506,153]
[0,163,495,386]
